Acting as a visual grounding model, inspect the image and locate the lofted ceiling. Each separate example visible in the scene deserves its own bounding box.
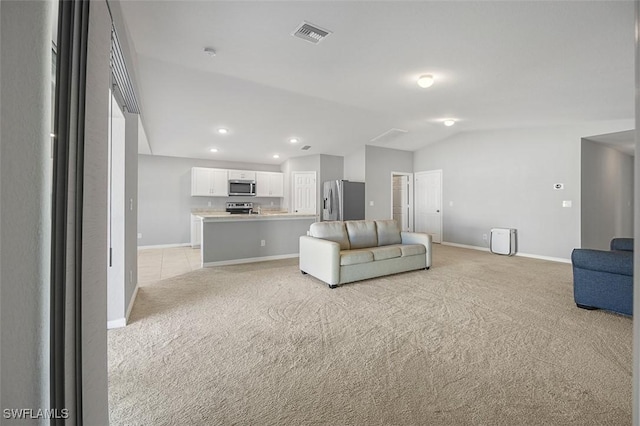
[119,1,635,165]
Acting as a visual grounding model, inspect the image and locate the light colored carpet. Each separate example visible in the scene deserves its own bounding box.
[108,245,632,425]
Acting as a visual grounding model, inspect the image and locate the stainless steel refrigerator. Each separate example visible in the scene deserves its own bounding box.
[322,180,365,221]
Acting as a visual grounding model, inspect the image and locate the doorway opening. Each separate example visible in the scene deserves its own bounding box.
[390,172,413,231]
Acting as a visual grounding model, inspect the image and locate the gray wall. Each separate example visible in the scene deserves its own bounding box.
[0,1,52,419]
[413,123,632,259]
[365,146,413,220]
[138,154,281,246]
[344,147,365,181]
[581,139,634,250]
[81,1,111,422]
[124,112,139,315]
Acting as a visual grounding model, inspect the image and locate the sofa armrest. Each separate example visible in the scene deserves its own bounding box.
[571,248,633,276]
[401,231,432,268]
[299,236,341,285]
[610,238,634,252]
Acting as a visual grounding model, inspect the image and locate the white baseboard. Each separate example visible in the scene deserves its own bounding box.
[442,241,491,252]
[108,284,140,330]
[107,318,126,330]
[204,253,299,267]
[125,283,139,323]
[138,243,191,250]
[442,241,571,264]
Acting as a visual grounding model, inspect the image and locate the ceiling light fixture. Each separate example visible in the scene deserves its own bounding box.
[273,154,280,159]
[217,128,228,135]
[203,47,216,57]
[417,74,434,88]
[210,148,218,153]
[289,138,299,144]
[443,119,456,127]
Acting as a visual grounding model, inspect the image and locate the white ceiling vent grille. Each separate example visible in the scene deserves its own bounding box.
[292,22,332,44]
[301,145,312,151]
[370,128,408,144]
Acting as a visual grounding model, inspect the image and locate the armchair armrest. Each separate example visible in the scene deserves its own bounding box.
[401,231,432,268]
[571,248,633,276]
[299,236,341,285]
[610,238,634,252]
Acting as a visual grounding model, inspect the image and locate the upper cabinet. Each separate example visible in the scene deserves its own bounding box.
[228,170,256,181]
[191,167,228,196]
[256,172,284,197]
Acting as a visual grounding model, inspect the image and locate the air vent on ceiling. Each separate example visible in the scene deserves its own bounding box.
[370,128,408,144]
[292,22,332,44]
[301,145,312,151]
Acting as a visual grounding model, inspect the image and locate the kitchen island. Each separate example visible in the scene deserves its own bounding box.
[195,212,317,266]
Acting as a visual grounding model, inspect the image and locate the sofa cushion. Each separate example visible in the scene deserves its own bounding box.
[375,220,402,246]
[309,221,350,250]
[369,246,402,261]
[346,220,378,249]
[400,244,426,257]
[340,249,374,266]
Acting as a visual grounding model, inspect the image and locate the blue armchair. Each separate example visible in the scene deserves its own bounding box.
[571,238,634,316]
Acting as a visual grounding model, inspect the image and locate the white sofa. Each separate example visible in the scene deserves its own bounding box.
[299,219,432,288]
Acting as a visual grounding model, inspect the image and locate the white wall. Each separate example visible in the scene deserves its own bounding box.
[0,1,52,418]
[581,139,634,250]
[413,122,632,259]
[138,154,282,246]
[633,2,639,423]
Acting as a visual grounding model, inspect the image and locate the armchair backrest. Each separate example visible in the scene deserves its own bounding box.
[610,238,634,252]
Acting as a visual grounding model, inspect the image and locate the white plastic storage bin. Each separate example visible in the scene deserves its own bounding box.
[490,228,517,256]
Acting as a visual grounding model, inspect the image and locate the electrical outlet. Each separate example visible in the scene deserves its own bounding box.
[137,233,142,239]
[260,240,266,247]
[207,201,212,207]
[483,234,488,240]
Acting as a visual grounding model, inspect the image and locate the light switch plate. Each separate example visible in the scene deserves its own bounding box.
[562,200,572,208]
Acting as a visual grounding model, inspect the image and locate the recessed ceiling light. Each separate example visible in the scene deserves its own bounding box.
[273,154,280,159]
[210,148,218,153]
[417,74,434,88]
[289,137,299,144]
[217,128,228,135]
[203,47,216,57]
[443,119,456,127]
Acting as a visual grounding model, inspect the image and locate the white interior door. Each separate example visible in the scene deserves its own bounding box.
[415,170,442,243]
[293,171,317,215]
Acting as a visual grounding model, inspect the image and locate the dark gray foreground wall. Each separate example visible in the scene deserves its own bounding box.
[581,139,634,250]
[0,1,52,418]
[414,122,632,259]
[138,154,282,246]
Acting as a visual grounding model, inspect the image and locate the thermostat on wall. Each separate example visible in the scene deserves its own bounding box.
[553,183,564,190]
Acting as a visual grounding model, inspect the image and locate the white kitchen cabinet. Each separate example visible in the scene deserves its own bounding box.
[191,167,228,196]
[228,170,256,181]
[256,172,284,197]
[190,214,202,248]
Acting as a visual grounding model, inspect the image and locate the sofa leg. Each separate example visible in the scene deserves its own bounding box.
[329,284,338,289]
[425,267,430,270]
[577,303,598,311]
[301,270,307,275]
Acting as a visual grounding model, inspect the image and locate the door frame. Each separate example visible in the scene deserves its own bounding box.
[390,171,414,231]
[414,169,443,243]
[292,171,318,217]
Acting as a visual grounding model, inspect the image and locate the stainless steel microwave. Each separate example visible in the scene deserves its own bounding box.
[228,179,256,196]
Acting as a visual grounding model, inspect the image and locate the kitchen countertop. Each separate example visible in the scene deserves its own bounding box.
[196,212,317,222]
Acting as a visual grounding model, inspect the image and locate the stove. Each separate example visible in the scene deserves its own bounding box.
[226,202,253,215]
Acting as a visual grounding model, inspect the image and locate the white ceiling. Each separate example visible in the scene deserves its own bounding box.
[119,1,635,165]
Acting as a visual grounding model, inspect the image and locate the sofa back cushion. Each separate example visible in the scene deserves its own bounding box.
[375,220,402,246]
[345,220,378,249]
[309,221,350,250]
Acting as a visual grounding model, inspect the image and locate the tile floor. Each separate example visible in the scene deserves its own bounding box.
[137,246,202,285]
